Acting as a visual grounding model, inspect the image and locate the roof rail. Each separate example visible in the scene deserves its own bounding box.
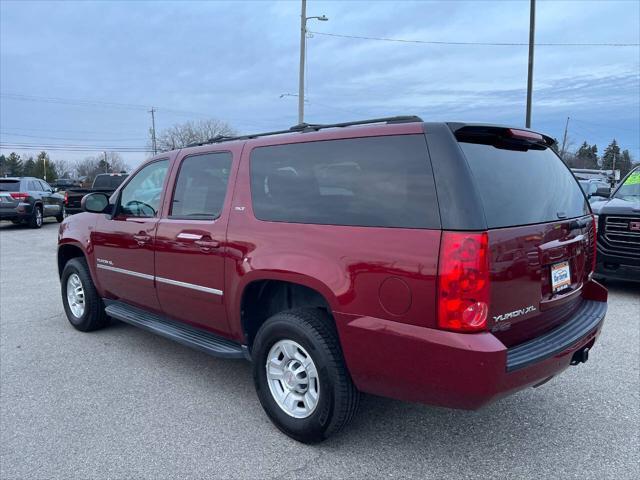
[188,115,423,147]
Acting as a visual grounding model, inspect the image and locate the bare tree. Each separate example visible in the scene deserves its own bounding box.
[53,159,72,178]
[154,119,237,152]
[102,152,129,173]
[74,156,102,183]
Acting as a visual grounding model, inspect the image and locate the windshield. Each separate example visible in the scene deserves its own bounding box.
[613,170,640,202]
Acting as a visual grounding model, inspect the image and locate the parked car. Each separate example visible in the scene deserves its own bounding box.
[57,117,608,443]
[0,177,65,228]
[591,166,640,282]
[65,173,128,215]
[578,178,611,204]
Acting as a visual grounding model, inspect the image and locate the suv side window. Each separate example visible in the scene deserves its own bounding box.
[118,159,169,217]
[170,152,232,220]
[27,180,40,191]
[39,180,52,191]
[250,135,439,229]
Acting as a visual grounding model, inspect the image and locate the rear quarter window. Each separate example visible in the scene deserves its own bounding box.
[249,134,440,229]
[458,142,589,228]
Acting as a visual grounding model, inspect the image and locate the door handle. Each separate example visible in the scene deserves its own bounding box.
[176,232,203,241]
[133,233,152,246]
[195,238,220,250]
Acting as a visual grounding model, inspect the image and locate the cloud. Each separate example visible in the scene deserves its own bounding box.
[1,0,638,165]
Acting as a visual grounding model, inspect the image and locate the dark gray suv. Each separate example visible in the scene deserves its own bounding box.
[0,177,65,228]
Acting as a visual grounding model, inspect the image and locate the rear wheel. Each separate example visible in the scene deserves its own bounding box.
[61,257,109,332]
[252,308,359,443]
[29,205,43,229]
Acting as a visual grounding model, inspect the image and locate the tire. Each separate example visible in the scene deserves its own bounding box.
[252,308,360,443]
[29,205,43,228]
[56,206,65,223]
[61,257,109,332]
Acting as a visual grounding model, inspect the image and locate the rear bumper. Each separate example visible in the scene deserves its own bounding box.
[337,289,607,410]
[0,203,34,220]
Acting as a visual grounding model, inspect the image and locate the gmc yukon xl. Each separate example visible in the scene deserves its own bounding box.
[57,116,608,443]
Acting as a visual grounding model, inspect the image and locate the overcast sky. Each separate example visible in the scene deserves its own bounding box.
[1,0,639,168]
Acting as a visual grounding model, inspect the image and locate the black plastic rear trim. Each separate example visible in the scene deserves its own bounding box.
[104,300,245,359]
[506,299,606,372]
[422,122,487,230]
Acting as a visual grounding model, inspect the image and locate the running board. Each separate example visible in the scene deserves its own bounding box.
[104,301,245,359]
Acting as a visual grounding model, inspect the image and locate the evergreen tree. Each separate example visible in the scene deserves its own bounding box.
[0,154,6,176]
[574,142,599,169]
[619,149,633,178]
[4,152,23,176]
[33,151,57,181]
[602,139,621,171]
[22,157,36,176]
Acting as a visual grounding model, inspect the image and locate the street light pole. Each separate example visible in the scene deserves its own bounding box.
[525,0,536,128]
[298,0,307,125]
[297,1,328,125]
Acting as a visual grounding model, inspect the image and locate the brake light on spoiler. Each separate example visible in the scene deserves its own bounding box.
[507,129,544,141]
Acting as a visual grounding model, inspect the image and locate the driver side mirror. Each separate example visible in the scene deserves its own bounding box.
[81,192,112,214]
[593,186,611,198]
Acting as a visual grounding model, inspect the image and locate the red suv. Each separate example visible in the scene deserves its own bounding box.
[57,117,608,443]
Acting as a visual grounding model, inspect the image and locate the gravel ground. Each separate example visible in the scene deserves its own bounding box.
[1,220,639,480]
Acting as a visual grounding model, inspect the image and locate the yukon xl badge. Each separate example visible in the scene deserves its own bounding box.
[493,305,536,322]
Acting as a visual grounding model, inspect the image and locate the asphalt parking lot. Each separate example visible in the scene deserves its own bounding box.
[1,219,638,480]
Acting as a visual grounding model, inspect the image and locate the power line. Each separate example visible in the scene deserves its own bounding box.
[308,30,640,47]
[572,118,640,133]
[1,126,144,136]
[0,142,151,152]
[0,131,148,142]
[0,93,216,119]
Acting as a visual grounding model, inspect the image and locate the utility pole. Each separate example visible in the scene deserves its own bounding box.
[560,116,570,159]
[612,151,617,186]
[525,0,536,128]
[149,107,157,155]
[43,154,47,181]
[297,0,307,125]
[297,1,328,125]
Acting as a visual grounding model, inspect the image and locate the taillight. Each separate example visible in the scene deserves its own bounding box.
[437,231,490,333]
[64,191,68,205]
[9,192,29,201]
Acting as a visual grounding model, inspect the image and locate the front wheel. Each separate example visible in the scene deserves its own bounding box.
[252,308,359,443]
[61,257,109,332]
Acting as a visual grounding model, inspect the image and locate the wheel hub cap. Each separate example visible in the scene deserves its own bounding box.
[266,339,320,418]
[66,273,85,318]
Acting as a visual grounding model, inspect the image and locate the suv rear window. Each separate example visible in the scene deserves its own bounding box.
[0,180,21,192]
[457,140,589,228]
[250,135,439,228]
